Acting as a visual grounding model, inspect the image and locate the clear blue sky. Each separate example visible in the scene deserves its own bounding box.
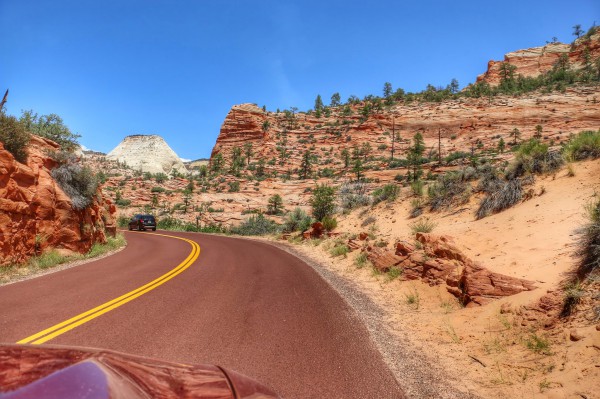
[1,1,598,159]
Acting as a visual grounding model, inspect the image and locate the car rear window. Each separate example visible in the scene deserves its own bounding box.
[142,216,155,222]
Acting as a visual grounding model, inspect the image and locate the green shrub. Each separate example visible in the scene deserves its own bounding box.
[410,179,424,196]
[228,181,240,192]
[19,110,80,151]
[575,198,600,277]
[115,199,132,207]
[563,130,600,161]
[322,216,338,231]
[51,152,99,210]
[117,215,130,228]
[339,182,371,212]
[283,208,313,233]
[506,139,563,178]
[0,112,31,163]
[476,178,522,219]
[232,214,279,236]
[427,172,471,211]
[151,186,166,193]
[310,183,336,221]
[372,183,399,204]
[444,151,470,164]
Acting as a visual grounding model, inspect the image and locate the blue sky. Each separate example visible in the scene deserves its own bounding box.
[1,1,598,159]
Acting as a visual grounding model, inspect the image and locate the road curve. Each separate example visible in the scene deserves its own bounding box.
[0,231,403,398]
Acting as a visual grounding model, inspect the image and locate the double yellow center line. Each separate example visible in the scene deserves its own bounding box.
[17,232,200,345]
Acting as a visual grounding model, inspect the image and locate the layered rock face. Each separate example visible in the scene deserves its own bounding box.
[107,135,188,175]
[477,28,600,85]
[0,136,116,266]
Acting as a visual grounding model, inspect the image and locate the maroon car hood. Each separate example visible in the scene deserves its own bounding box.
[0,345,279,399]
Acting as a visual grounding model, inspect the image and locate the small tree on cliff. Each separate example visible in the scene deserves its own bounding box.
[314,95,324,118]
[509,128,521,146]
[383,82,393,100]
[498,137,506,153]
[210,153,224,174]
[299,150,313,180]
[267,194,283,215]
[244,143,253,166]
[407,133,425,182]
[573,24,583,39]
[330,92,341,107]
[310,184,336,222]
[534,124,543,139]
[352,158,364,181]
[340,148,350,168]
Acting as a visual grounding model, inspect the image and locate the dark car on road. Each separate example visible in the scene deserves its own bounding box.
[128,214,157,231]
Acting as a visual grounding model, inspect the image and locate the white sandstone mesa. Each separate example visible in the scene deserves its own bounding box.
[107,134,188,176]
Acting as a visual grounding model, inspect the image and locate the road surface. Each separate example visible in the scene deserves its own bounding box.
[0,231,403,398]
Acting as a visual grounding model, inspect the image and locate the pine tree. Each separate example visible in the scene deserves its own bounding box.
[510,128,521,145]
[330,92,341,107]
[383,82,393,98]
[267,194,283,215]
[314,95,324,112]
[299,150,313,179]
[498,138,506,153]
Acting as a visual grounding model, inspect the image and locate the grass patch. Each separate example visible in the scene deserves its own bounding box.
[525,333,552,355]
[330,244,349,258]
[386,266,403,281]
[85,234,127,259]
[562,280,585,317]
[404,289,421,309]
[354,252,369,268]
[409,218,437,234]
[1,233,127,285]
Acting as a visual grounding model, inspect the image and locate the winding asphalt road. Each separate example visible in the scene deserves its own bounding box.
[0,231,403,398]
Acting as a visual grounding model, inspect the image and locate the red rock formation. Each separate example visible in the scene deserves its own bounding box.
[0,136,116,266]
[477,27,600,85]
[363,233,535,306]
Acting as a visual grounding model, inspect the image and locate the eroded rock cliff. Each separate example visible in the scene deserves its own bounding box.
[0,136,116,266]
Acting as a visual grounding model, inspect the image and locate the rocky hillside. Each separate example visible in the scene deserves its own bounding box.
[210,87,599,176]
[477,27,600,85]
[0,136,116,266]
[107,135,188,176]
[210,28,599,176]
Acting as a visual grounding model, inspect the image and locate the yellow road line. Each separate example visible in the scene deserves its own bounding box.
[17,232,200,345]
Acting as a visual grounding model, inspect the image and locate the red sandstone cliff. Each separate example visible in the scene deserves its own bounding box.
[0,136,116,266]
[477,27,600,85]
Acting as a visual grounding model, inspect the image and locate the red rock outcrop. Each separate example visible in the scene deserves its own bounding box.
[0,136,116,266]
[363,233,535,307]
[477,27,600,85]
